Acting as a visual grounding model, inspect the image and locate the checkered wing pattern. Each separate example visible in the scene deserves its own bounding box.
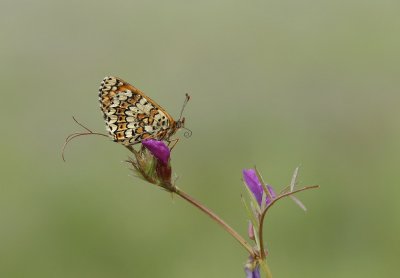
[98,76,176,145]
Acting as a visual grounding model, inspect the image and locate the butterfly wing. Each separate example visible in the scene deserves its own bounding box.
[98,76,175,145]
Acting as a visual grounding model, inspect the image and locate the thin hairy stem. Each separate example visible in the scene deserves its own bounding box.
[259,259,273,278]
[258,185,319,260]
[174,187,256,257]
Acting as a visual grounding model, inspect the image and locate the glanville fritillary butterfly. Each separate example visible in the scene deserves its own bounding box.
[98,76,189,146]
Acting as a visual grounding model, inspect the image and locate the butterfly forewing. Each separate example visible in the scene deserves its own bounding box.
[98,76,176,145]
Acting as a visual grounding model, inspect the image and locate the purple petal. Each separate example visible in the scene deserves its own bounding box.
[243,169,276,207]
[142,139,170,165]
[253,266,261,278]
[244,265,261,278]
[243,169,263,205]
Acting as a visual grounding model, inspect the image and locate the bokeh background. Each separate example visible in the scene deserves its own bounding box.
[1,0,399,277]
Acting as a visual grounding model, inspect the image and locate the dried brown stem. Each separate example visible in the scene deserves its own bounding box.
[174,187,256,257]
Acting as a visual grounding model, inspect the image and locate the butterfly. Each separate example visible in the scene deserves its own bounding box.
[98,76,189,146]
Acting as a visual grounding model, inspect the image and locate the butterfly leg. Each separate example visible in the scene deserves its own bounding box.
[168,138,180,151]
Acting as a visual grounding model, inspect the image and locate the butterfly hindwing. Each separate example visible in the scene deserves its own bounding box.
[98,76,175,145]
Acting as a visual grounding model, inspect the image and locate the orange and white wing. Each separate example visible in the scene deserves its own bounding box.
[98,76,175,145]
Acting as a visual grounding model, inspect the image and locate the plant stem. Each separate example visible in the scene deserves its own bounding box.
[258,185,319,260]
[259,259,273,278]
[174,187,256,257]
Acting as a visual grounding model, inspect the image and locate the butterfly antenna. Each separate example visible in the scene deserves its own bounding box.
[178,93,191,121]
[182,127,193,138]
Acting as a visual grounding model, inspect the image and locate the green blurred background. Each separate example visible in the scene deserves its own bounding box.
[1,0,399,277]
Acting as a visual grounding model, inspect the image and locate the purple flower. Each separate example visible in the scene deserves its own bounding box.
[142,139,170,165]
[243,169,275,206]
[245,264,261,278]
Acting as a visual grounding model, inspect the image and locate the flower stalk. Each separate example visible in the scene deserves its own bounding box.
[174,187,256,257]
[126,139,255,256]
[257,184,319,261]
[64,83,320,278]
[259,259,272,278]
[124,140,319,278]
[242,168,319,277]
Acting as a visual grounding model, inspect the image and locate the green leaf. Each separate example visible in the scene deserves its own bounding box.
[241,195,261,249]
[241,194,258,226]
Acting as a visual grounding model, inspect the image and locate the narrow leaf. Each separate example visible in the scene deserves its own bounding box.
[290,166,300,191]
[242,180,262,213]
[241,195,259,227]
[255,166,272,200]
[290,195,307,211]
[260,190,267,212]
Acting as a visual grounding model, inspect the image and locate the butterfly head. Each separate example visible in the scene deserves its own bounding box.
[176,117,185,129]
[175,94,192,138]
